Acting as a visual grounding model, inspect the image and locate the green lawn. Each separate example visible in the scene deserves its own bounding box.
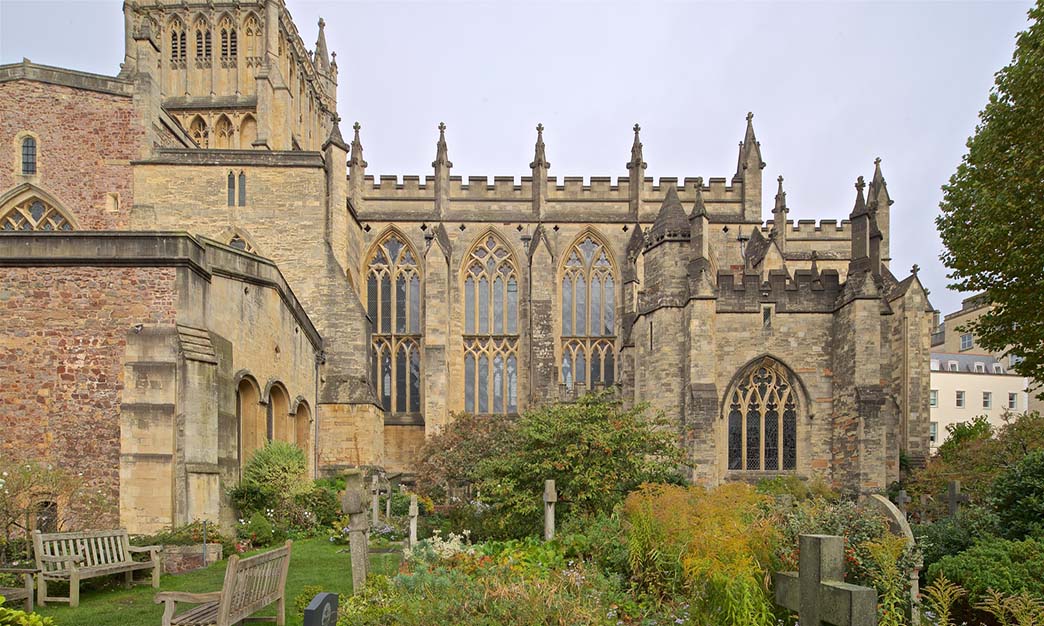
[31,539,400,626]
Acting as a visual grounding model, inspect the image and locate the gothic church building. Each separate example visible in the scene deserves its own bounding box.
[0,0,932,533]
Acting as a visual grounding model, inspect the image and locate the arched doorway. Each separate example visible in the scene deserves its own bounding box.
[269,384,291,443]
[294,402,312,469]
[237,377,263,466]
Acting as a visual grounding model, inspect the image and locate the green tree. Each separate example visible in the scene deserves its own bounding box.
[475,391,686,537]
[936,2,1044,395]
[991,449,1044,540]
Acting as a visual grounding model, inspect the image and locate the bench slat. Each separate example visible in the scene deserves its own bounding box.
[171,601,219,626]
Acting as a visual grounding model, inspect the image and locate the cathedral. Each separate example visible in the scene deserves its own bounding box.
[0,0,932,534]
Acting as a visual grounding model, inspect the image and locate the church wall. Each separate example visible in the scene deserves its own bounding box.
[0,262,178,530]
[0,78,140,229]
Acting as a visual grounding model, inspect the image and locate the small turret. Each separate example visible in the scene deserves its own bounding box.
[645,185,690,251]
[690,177,710,261]
[642,186,692,305]
[626,124,647,220]
[734,112,765,222]
[868,157,894,268]
[771,175,789,251]
[848,176,872,275]
[623,222,645,285]
[530,123,550,218]
[432,122,452,218]
[348,122,367,212]
[314,18,330,72]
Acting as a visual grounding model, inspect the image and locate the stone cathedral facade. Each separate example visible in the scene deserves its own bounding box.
[0,0,931,533]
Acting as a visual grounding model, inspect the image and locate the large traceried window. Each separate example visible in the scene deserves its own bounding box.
[560,234,617,390]
[367,233,422,415]
[726,358,798,472]
[463,234,519,414]
[1,197,73,231]
[169,18,186,65]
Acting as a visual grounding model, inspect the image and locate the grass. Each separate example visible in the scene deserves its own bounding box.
[30,538,401,626]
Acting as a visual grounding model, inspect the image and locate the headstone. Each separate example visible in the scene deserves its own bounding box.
[868,494,921,626]
[342,471,370,594]
[947,480,970,516]
[371,473,380,526]
[303,592,339,626]
[543,479,556,542]
[385,480,392,520]
[408,494,419,547]
[774,534,878,626]
[894,490,911,516]
[917,494,933,523]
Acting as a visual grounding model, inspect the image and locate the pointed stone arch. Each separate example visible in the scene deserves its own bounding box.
[189,115,208,147]
[213,226,261,256]
[364,227,423,415]
[235,372,264,467]
[720,355,813,473]
[0,183,78,231]
[557,228,619,390]
[239,114,257,149]
[213,114,234,149]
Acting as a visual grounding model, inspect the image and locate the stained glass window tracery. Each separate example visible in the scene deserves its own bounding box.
[560,234,616,389]
[0,197,73,232]
[463,234,519,414]
[366,233,422,414]
[726,358,798,472]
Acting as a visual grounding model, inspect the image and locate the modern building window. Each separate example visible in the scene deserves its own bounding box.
[960,333,973,351]
[974,362,985,373]
[956,390,965,408]
[1009,393,1018,410]
[930,422,938,444]
[21,137,37,175]
[930,359,940,371]
[1009,354,1024,368]
[727,357,799,472]
[983,391,992,409]
[560,233,617,390]
[948,361,959,372]
[463,233,519,415]
[929,390,938,408]
[366,232,422,414]
[993,363,1004,374]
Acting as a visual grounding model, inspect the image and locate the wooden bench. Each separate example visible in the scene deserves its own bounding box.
[33,529,160,608]
[155,540,292,626]
[0,567,37,612]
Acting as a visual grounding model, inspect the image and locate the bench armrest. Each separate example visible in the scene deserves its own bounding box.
[128,545,161,557]
[0,567,39,574]
[154,591,222,604]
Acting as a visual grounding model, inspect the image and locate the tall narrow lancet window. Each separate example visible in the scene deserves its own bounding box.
[463,233,519,415]
[237,171,246,206]
[560,234,617,390]
[219,15,236,64]
[227,171,235,206]
[726,357,799,472]
[366,233,422,415]
[169,19,186,65]
[20,137,36,175]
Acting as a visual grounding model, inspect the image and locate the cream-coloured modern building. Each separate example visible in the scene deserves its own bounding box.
[929,352,1029,451]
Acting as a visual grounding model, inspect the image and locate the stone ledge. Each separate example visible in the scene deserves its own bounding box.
[0,60,133,96]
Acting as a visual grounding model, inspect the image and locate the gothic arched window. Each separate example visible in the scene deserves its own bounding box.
[366,233,422,414]
[219,15,236,63]
[195,19,211,63]
[463,233,519,414]
[169,19,186,64]
[214,115,234,149]
[243,13,262,66]
[560,233,617,390]
[191,116,209,148]
[1,197,73,231]
[726,357,798,472]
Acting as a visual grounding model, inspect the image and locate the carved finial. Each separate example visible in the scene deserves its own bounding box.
[531,122,550,170]
[811,250,818,261]
[874,156,881,166]
[349,121,367,168]
[627,123,646,171]
[537,123,544,134]
[778,175,784,184]
[314,17,330,70]
[856,176,865,191]
[433,122,452,169]
[633,123,641,134]
[353,121,361,132]
[318,17,325,29]
[695,176,704,187]
[746,111,754,122]
[438,122,446,133]
[774,175,787,214]
[851,176,869,217]
[911,264,920,275]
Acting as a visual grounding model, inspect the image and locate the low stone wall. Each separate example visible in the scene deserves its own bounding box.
[160,543,223,574]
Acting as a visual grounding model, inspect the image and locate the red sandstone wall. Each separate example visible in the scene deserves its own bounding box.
[0,266,177,528]
[0,79,140,229]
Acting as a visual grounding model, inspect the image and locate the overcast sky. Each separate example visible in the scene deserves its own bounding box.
[1,0,1034,315]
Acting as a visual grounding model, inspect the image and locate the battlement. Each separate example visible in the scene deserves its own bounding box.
[715,268,842,313]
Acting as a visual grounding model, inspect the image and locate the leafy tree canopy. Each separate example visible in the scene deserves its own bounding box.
[936,2,1044,394]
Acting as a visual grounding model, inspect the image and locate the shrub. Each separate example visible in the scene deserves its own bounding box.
[991,449,1044,540]
[413,412,518,499]
[755,475,836,501]
[558,511,629,579]
[293,585,326,616]
[937,415,994,462]
[927,536,1044,607]
[241,441,310,497]
[623,483,780,625]
[0,595,54,626]
[476,392,686,538]
[912,505,999,570]
[238,511,276,547]
[229,443,337,536]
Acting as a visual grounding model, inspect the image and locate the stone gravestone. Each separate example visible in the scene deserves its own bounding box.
[917,494,933,524]
[342,471,370,594]
[370,474,380,526]
[947,480,970,516]
[408,494,419,547]
[868,494,921,626]
[303,592,338,626]
[543,479,556,542]
[774,534,878,626]
[893,490,911,517]
[385,481,392,520]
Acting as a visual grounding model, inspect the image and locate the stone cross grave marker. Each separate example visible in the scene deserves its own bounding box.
[774,534,878,626]
[303,592,338,626]
[894,490,912,516]
[543,479,557,542]
[370,474,380,526]
[384,479,392,519]
[917,494,933,524]
[947,480,970,516]
[342,471,370,594]
[408,494,419,547]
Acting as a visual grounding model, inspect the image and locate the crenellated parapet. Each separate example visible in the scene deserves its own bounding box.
[715,268,842,313]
